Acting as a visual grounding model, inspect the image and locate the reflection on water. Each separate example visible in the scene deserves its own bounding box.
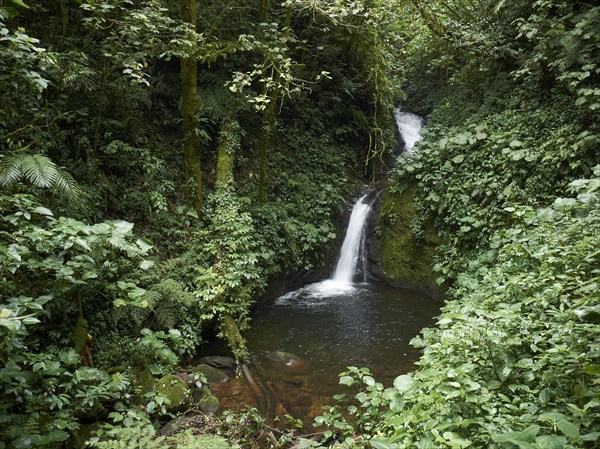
[207,283,440,424]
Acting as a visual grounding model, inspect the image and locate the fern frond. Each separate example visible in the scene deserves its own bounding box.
[155,301,178,329]
[0,154,82,198]
[21,154,58,188]
[0,156,22,186]
[130,306,151,326]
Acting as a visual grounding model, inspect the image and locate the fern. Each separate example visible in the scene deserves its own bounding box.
[0,154,82,198]
[155,301,178,329]
[86,424,165,449]
[152,279,196,307]
[130,305,152,326]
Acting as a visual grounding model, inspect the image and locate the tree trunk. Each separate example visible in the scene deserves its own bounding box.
[216,117,238,188]
[181,0,202,215]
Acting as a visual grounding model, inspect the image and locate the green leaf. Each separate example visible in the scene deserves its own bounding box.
[534,435,567,449]
[393,374,414,393]
[136,238,153,252]
[113,220,134,234]
[339,375,355,386]
[46,430,69,442]
[363,375,375,386]
[9,0,29,9]
[517,424,540,443]
[371,439,398,449]
[33,206,53,216]
[557,420,579,440]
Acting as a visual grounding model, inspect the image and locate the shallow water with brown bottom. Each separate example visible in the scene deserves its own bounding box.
[202,282,440,427]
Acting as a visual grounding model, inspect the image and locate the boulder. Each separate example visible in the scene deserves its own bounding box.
[199,355,235,369]
[192,363,230,384]
[155,374,190,412]
[197,387,220,414]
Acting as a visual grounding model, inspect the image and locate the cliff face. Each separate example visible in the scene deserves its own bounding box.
[375,185,441,298]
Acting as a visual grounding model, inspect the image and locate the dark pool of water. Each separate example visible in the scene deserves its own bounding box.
[207,281,440,424]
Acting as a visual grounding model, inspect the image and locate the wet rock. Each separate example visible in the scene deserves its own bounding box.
[192,363,230,384]
[266,351,302,366]
[155,374,191,412]
[199,355,235,369]
[198,386,220,414]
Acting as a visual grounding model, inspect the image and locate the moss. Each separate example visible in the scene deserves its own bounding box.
[376,185,439,295]
[155,375,191,412]
[191,363,229,384]
[220,314,248,363]
[197,387,220,414]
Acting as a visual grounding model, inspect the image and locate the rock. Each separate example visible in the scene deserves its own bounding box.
[155,374,191,412]
[266,351,302,366]
[176,371,194,385]
[192,363,230,384]
[199,355,235,369]
[197,387,220,414]
[375,185,441,297]
[158,416,194,436]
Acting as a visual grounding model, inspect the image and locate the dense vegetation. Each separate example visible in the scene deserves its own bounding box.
[1,0,598,448]
[313,1,600,448]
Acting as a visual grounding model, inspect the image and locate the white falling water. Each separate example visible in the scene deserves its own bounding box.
[276,193,373,301]
[394,107,423,152]
[331,193,372,284]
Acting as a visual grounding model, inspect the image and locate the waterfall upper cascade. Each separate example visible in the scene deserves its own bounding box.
[395,107,423,152]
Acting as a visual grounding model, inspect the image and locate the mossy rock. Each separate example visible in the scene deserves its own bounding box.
[192,363,229,384]
[155,375,191,412]
[197,387,220,414]
[376,185,439,296]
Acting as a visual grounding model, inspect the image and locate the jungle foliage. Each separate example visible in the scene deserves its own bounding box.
[0,0,400,447]
[1,0,599,448]
[312,1,599,448]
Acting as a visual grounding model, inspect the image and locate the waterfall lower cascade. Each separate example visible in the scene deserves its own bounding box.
[277,193,374,300]
[331,193,372,283]
[394,107,423,152]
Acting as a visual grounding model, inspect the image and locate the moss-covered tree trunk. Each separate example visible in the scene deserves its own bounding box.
[216,117,238,188]
[181,0,202,215]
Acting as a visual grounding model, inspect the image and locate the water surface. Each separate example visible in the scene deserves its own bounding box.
[209,281,440,424]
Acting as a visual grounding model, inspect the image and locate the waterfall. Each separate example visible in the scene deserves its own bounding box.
[394,107,423,152]
[331,193,372,284]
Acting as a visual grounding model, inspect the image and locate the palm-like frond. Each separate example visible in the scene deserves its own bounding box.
[0,154,82,198]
